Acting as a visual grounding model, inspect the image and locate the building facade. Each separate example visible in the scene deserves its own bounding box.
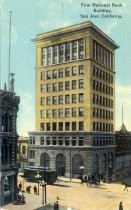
[0,80,20,206]
[17,136,28,173]
[28,21,119,178]
[116,124,131,177]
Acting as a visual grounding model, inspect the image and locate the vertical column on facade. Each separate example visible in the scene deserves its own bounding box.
[45,48,47,66]
[77,40,79,59]
[11,175,15,202]
[57,45,59,64]
[0,177,4,206]
[51,46,53,65]
[63,44,66,63]
[70,42,72,61]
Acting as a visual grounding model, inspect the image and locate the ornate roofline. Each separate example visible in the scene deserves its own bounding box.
[32,21,119,49]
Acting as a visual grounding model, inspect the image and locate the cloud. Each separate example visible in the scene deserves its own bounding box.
[17,90,35,136]
[115,85,131,131]
[104,21,118,34]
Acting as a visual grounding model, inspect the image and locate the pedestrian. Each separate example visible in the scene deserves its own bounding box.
[124,183,128,191]
[19,182,22,190]
[119,201,123,210]
[56,201,59,210]
[33,185,37,195]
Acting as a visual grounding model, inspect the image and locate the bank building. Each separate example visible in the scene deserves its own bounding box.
[0,75,20,206]
[28,21,119,179]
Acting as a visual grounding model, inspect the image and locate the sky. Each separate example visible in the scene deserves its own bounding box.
[0,0,131,136]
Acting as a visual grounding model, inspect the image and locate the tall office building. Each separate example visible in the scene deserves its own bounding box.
[28,21,119,178]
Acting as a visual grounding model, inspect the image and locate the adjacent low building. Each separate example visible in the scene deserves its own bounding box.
[17,136,28,173]
[116,124,131,177]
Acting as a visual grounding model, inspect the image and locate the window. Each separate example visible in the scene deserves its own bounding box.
[79,79,84,88]
[79,93,84,103]
[46,110,50,118]
[41,84,45,93]
[41,110,44,118]
[65,95,70,104]
[65,122,70,131]
[65,67,70,77]
[72,80,76,89]
[79,140,83,146]
[72,122,76,131]
[29,150,35,159]
[52,122,57,131]
[79,107,84,116]
[52,109,57,118]
[72,140,76,146]
[65,137,69,145]
[46,137,50,145]
[72,108,76,117]
[53,46,57,64]
[52,96,57,105]
[59,122,63,131]
[59,109,63,118]
[41,72,46,80]
[72,94,76,103]
[41,123,44,131]
[79,65,84,75]
[46,84,51,92]
[41,47,46,66]
[47,123,50,131]
[47,71,51,79]
[59,82,63,91]
[65,108,70,117]
[29,137,35,144]
[52,83,57,92]
[47,47,52,65]
[65,81,70,90]
[72,40,77,60]
[59,69,63,78]
[22,146,26,155]
[79,39,84,59]
[59,95,63,104]
[52,70,57,78]
[79,121,84,131]
[65,43,70,61]
[72,66,77,75]
[41,97,45,106]
[47,97,51,105]
[40,137,44,145]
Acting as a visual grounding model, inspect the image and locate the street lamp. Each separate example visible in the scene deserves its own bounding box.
[35,173,42,195]
[79,165,84,176]
[40,180,47,205]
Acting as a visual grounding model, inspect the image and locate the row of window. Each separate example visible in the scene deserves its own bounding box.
[40,93,84,106]
[93,80,113,96]
[41,79,84,92]
[41,65,84,81]
[93,108,113,120]
[93,40,113,69]
[41,39,84,66]
[41,107,84,118]
[40,121,84,131]
[93,94,113,108]
[93,139,114,146]
[93,66,113,84]
[93,122,113,132]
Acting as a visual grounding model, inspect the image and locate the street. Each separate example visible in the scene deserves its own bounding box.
[3,176,131,210]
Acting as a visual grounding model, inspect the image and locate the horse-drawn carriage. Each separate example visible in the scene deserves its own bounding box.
[78,175,101,188]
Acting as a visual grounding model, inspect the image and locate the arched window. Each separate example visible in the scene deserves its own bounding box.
[72,154,83,176]
[56,154,65,176]
[40,153,50,168]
